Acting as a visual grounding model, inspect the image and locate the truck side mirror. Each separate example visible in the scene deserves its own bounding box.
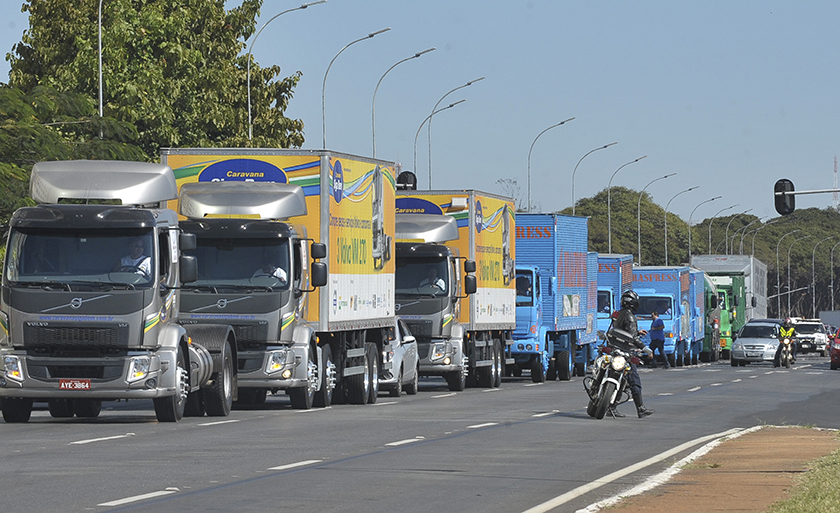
[734,296,740,307]
[751,296,757,308]
[711,295,718,309]
[311,242,327,260]
[310,262,327,288]
[464,260,476,274]
[179,255,197,283]
[549,276,557,296]
[464,275,477,295]
[179,232,196,252]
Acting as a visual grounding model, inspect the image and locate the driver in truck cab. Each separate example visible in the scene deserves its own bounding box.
[419,266,445,290]
[115,237,152,277]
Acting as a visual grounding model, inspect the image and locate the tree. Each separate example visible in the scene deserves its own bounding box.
[8,0,304,159]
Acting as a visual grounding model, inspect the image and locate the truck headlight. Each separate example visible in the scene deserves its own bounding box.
[430,342,447,362]
[266,350,289,375]
[3,356,23,382]
[126,356,151,383]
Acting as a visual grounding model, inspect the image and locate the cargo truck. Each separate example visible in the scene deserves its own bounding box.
[697,271,721,362]
[162,148,396,407]
[511,213,597,381]
[633,266,695,367]
[690,255,766,359]
[596,253,634,339]
[0,161,236,423]
[394,173,514,391]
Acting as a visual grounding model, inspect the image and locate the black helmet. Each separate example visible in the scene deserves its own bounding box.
[620,290,640,311]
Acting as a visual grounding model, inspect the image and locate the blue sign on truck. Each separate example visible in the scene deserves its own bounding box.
[512,213,597,381]
[596,253,634,339]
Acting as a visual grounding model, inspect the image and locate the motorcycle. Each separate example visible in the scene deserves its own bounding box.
[584,329,648,419]
[778,337,794,369]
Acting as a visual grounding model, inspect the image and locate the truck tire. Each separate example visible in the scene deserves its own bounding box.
[74,399,101,418]
[405,364,419,395]
[445,370,466,391]
[557,351,573,381]
[48,399,75,418]
[546,359,557,381]
[389,367,403,397]
[493,341,502,388]
[289,344,317,410]
[314,344,334,407]
[531,355,546,383]
[1,397,33,423]
[185,390,206,416]
[205,339,234,416]
[667,353,676,368]
[346,342,371,405]
[367,343,380,404]
[154,346,188,422]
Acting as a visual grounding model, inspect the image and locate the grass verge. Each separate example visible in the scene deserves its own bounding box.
[767,440,840,512]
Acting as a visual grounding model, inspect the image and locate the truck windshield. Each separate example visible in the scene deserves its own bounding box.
[637,296,673,318]
[188,238,291,290]
[515,271,534,307]
[795,323,824,335]
[597,290,612,317]
[396,257,448,297]
[4,227,156,288]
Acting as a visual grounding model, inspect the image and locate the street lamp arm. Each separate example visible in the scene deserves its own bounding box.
[527,117,575,213]
[664,186,699,265]
[636,172,676,265]
[607,155,647,253]
[428,77,485,188]
[571,141,618,215]
[413,99,465,175]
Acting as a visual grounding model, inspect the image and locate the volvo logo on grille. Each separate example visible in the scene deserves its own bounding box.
[216,299,228,309]
[70,297,83,309]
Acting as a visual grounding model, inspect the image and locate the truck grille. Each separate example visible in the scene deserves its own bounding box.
[24,324,130,349]
[404,320,433,339]
[233,324,269,344]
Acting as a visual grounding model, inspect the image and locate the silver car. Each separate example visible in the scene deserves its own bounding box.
[731,320,781,366]
[380,317,420,397]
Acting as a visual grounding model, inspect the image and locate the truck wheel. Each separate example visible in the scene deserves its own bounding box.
[48,399,75,418]
[346,343,371,405]
[367,343,380,404]
[445,370,466,391]
[1,398,33,423]
[557,351,573,381]
[154,347,188,422]
[185,390,206,416]
[405,364,419,395]
[531,355,546,383]
[290,344,317,410]
[731,358,739,367]
[667,353,676,367]
[574,360,588,377]
[492,341,502,388]
[721,349,731,360]
[314,344,335,407]
[74,400,101,418]
[389,367,404,397]
[205,339,234,416]
[546,359,557,381]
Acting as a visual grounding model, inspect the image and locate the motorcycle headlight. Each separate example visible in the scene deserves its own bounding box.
[611,355,626,371]
[126,356,151,383]
[265,349,289,375]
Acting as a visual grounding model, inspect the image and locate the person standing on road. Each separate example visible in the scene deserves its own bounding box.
[648,311,669,369]
[610,290,655,418]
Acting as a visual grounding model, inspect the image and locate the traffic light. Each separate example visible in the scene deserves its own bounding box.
[774,179,795,215]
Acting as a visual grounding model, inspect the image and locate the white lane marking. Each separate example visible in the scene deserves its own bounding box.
[704,369,722,372]
[687,387,701,392]
[749,375,758,378]
[765,371,775,374]
[482,388,502,392]
[432,393,457,399]
[532,410,559,418]
[373,401,398,407]
[385,437,425,447]
[268,459,323,471]
[197,419,240,427]
[295,407,332,413]
[710,383,722,387]
[807,372,824,375]
[520,428,744,513]
[70,433,135,445]
[468,422,498,429]
[731,379,742,383]
[658,393,673,396]
[98,488,179,507]
[525,383,545,387]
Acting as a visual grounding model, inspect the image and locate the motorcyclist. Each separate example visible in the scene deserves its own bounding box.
[774,317,797,367]
[608,290,655,418]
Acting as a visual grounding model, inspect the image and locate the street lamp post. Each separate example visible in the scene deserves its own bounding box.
[98,0,104,133]
[708,204,737,255]
[527,118,575,214]
[687,196,721,263]
[371,47,435,157]
[637,173,676,265]
[787,235,812,317]
[322,27,391,149]
[831,240,840,310]
[775,229,800,317]
[724,209,752,254]
[737,217,769,255]
[247,1,326,141]
[664,186,698,265]
[608,155,647,253]
[572,142,617,215]
[812,236,834,318]
[413,100,465,176]
[428,77,485,189]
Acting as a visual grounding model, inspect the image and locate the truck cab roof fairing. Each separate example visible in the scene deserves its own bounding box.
[179,181,307,220]
[395,213,459,243]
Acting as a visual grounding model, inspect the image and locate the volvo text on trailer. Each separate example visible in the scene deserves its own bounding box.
[394,173,515,391]
[0,161,236,423]
[162,148,397,407]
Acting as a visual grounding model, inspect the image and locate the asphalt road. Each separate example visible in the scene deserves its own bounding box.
[2,354,838,513]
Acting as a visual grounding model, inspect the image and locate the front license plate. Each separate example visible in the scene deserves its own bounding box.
[59,379,91,390]
[746,352,761,358]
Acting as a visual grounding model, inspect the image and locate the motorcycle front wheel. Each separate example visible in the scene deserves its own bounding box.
[594,381,617,420]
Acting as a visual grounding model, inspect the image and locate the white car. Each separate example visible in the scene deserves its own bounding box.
[793,320,829,356]
[380,317,419,397]
[731,320,781,366]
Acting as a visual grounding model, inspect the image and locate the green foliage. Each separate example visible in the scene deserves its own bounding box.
[766,438,840,513]
[8,0,304,158]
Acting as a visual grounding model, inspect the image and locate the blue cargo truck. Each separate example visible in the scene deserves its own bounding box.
[633,266,694,367]
[685,269,706,366]
[596,254,634,339]
[512,213,597,381]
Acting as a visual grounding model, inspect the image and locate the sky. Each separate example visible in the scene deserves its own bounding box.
[1,0,839,223]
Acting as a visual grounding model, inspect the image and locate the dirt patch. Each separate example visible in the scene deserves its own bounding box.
[602,426,840,513]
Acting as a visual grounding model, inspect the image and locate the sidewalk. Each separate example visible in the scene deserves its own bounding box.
[579,426,840,513]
